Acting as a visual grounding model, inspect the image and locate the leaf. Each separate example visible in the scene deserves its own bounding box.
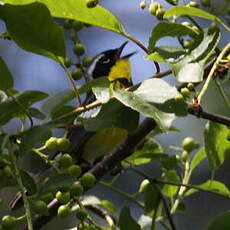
[124,138,163,165]
[190,147,206,171]
[2,0,126,34]
[79,99,139,133]
[0,170,16,189]
[118,206,141,230]
[186,180,230,197]
[0,90,48,126]
[0,57,14,91]
[100,200,116,214]
[204,121,230,170]
[148,21,199,52]
[164,6,218,21]
[208,211,230,230]
[0,2,65,62]
[20,170,37,195]
[40,173,76,193]
[162,170,180,197]
[28,107,46,120]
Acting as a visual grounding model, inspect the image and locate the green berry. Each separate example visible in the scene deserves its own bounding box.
[181,21,191,27]
[139,179,150,193]
[32,200,48,214]
[187,83,194,91]
[208,22,218,33]
[70,32,78,42]
[58,205,70,218]
[188,1,199,7]
[183,39,194,49]
[180,87,190,98]
[182,137,199,152]
[174,94,185,103]
[201,0,211,7]
[45,137,58,151]
[181,150,189,161]
[41,192,54,204]
[68,165,82,178]
[73,21,84,31]
[72,68,84,80]
[64,57,72,68]
[70,183,84,197]
[59,153,73,168]
[56,191,70,204]
[63,19,73,29]
[57,137,70,152]
[156,8,165,20]
[1,215,17,230]
[140,1,147,9]
[86,0,98,8]
[82,56,93,67]
[74,43,85,56]
[76,208,88,220]
[148,2,159,15]
[3,165,13,177]
[81,172,96,188]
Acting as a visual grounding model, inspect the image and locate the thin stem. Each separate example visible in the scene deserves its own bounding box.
[99,180,144,209]
[197,42,230,104]
[215,79,230,111]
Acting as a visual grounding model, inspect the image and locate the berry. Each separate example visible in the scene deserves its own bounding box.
[74,43,85,56]
[57,137,70,152]
[63,19,73,29]
[1,215,17,230]
[181,150,189,161]
[86,0,98,8]
[208,22,218,33]
[59,153,73,168]
[148,2,159,15]
[70,32,78,42]
[68,165,82,178]
[76,208,88,220]
[70,183,84,197]
[174,94,185,103]
[64,57,72,68]
[139,179,150,193]
[32,200,48,214]
[182,137,199,152]
[188,1,199,7]
[81,172,96,188]
[58,205,70,218]
[187,83,195,91]
[72,68,84,80]
[183,39,194,49]
[181,21,191,27]
[45,137,58,151]
[201,0,211,7]
[140,0,147,9]
[56,191,70,204]
[41,192,54,204]
[82,56,93,67]
[72,20,84,31]
[156,8,165,20]
[180,87,190,98]
[3,165,13,177]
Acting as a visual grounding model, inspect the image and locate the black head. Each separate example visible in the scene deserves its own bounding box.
[87,41,130,79]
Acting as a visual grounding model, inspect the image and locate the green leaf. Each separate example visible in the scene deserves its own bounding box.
[92,78,111,103]
[144,184,160,215]
[124,138,163,165]
[204,121,230,170]
[118,206,141,230]
[28,107,46,120]
[186,180,230,197]
[113,79,181,130]
[0,170,16,189]
[19,124,54,154]
[50,105,75,119]
[164,6,218,21]
[0,57,14,91]
[2,0,126,34]
[162,170,180,197]
[148,22,199,52]
[0,90,48,126]
[190,147,206,171]
[20,170,37,195]
[40,173,76,193]
[208,211,230,230]
[79,99,139,133]
[0,2,65,62]
[100,200,116,214]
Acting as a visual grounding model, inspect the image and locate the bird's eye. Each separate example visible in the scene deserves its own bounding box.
[102,58,111,64]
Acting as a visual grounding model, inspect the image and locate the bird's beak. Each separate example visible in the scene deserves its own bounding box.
[116,41,129,58]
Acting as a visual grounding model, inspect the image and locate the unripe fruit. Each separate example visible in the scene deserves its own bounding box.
[81,172,96,188]
[156,8,165,20]
[45,137,58,151]
[72,20,84,31]
[208,22,218,33]
[86,0,98,8]
[68,165,82,178]
[64,57,72,68]
[188,1,199,7]
[1,215,17,230]
[56,191,70,204]
[180,87,190,98]
[201,0,211,7]
[181,21,191,27]
[148,2,159,15]
[72,68,84,80]
[70,183,84,197]
[181,150,189,161]
[76,208,88,220]
[3,165,13,177]
[63,19,73,29]
[174,94,185,103]
[41,192,54,204]
[70,32,78,42]
[182,137,198,152]
[139,179,150,193]
[57,137,70,152]
[58,205,70,218]
[74,43,85,56]
[32,200,48,214]
[59,153,73,168]
[187,83,195,91]
[82,56,93,67]
[140,0,147,9]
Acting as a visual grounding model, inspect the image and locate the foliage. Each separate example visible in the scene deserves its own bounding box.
[0,0,229,230]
